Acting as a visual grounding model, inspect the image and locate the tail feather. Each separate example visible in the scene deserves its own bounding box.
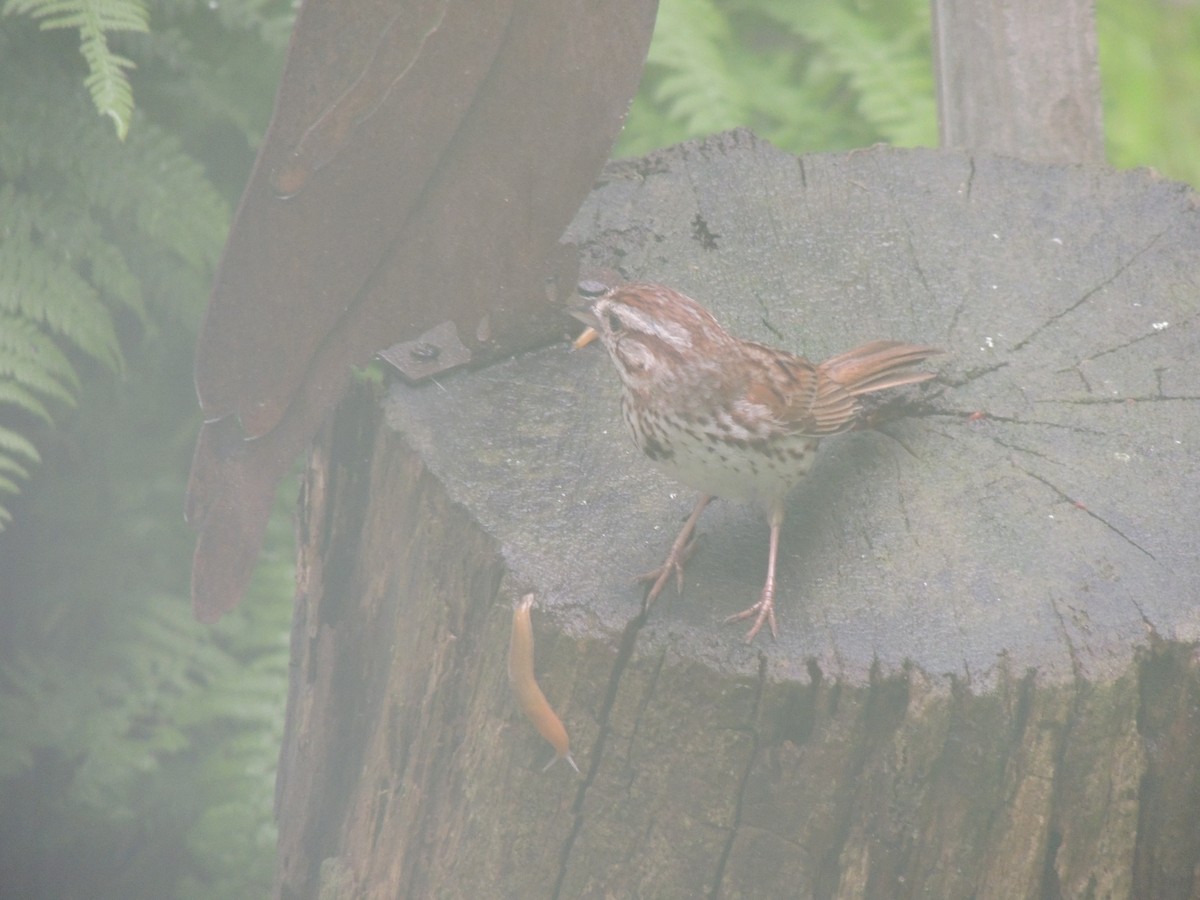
[821,341,941,396]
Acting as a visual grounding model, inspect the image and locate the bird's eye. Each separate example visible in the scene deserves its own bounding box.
[605,311,623,334]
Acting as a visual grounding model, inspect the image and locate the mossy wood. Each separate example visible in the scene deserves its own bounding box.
[275,132,1200,898]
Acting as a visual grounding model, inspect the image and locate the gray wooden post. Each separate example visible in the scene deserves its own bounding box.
[278,132,1200,897]
[931,0,1105,163]
[274,7,1200,897]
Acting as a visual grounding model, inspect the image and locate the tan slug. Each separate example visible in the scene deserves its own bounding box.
[508,594,579,773]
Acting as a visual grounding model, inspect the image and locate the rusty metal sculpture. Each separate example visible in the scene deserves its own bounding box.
[186,0,658,621]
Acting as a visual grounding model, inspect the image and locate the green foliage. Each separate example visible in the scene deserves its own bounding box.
[0,1,292,896]
[126,0,295,195]
[1097,0,1200,187]
[620,0,1199,191]
[0,465,294,896]
[0,0,1194,896]
[617,0,937,157]
[0,28,229,526]
[0,319,296,896]
[4,0,149,139]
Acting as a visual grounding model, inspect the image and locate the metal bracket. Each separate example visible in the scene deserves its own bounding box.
[378,320,471,382]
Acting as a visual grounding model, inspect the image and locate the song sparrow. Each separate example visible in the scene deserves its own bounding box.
[573,282,940,641]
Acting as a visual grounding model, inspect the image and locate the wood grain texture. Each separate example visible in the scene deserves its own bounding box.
[932,0,1105,163]
[277,133,1200,897]
[396,131,1200,686]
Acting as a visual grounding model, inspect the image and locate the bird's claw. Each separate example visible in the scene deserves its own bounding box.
[725,594,777,642]
[636,536,697,609]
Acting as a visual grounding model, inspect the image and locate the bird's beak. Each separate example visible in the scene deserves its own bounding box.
[568,306,598,328]
[572,323,599,349]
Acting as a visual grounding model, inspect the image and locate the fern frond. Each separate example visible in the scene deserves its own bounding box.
[81,43,138,139]
[0,449,33,481]
[0,189,127,372]
[0,4,289,890]
[112,126,230,273]
[645,0,750,137]
[0,43,229,523]
[0,424,42,467]
[0,450,29,513]
[0,381,54,424]
[0,314,82,405]
[747,0,935,147]
[4,0,150,139]
[621,0,936,157]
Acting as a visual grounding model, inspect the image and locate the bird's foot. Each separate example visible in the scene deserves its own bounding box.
[634,495,711,613]
[635,536,697,610]
[725,589,777,643]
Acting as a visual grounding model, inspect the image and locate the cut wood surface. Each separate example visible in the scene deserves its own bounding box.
[394,130,1199,686]
[276,132,1200,898]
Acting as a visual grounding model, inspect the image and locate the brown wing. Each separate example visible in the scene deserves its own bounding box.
[738,343,857,437]
[740,340,940,438]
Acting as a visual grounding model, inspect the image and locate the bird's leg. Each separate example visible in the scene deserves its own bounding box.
[637,494,711,611]
[725,503,783,641]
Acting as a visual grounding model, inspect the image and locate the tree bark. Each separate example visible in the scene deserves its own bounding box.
[275,132,1200,898]
[931,0,1105,164]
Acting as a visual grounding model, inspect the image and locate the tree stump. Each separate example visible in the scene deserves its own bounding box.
[274,130,1200,898]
